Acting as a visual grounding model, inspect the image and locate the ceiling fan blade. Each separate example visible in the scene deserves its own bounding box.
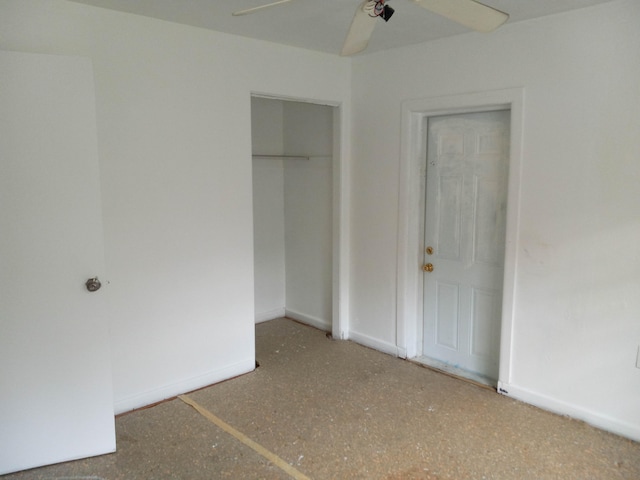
[232,0,296,16]
[412,0,508,32]
[341,1,379,56]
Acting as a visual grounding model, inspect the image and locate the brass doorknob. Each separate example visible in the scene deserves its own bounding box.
[422,263,434,273]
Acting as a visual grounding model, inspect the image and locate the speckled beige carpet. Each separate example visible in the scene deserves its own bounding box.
[4,318,639,479]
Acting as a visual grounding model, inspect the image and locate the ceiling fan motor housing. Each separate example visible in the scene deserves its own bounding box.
[372,1,395,22]
[381,4,395,21]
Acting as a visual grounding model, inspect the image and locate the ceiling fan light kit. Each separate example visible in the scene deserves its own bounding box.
[233,0,509,56]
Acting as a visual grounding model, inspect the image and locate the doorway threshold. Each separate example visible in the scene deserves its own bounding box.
[412,356,497,391]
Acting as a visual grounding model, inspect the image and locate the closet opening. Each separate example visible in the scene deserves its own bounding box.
[251,96,338,335]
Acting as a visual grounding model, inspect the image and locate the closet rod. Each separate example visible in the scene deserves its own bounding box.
[252,154,332,160]
[252,154,308,160]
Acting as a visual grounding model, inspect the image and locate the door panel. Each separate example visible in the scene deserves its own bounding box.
[474,176,502,265]
[422,110,509,383]
[437,175,462,259]
[470,287,500,358]
[0,51,115,474]
[435,281,459,349]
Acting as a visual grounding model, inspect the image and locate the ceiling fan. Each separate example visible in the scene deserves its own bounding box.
[232,0,509,56]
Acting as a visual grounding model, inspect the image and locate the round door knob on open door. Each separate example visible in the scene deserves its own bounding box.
[85,277,101,292]
[422,263,434,273]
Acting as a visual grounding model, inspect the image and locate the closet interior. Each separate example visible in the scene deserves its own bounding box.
[251,96,334,331]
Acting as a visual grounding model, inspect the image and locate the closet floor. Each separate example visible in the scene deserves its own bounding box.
[5,318,640,479]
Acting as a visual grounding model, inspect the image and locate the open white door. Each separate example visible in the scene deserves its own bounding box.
[0,51,116,474]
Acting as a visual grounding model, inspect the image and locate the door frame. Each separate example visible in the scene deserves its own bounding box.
[250,91,350,341]
[396,88,524,387]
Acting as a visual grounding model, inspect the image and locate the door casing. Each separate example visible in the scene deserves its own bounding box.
[396,88,524,388]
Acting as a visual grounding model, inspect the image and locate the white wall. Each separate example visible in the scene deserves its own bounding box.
[283,102,334,329]
[252,98,286,322]
[283,159,333,329]
[349,0,640,440]
[252,157,286,322]
[251,98,334,329]
[0,0,350,413]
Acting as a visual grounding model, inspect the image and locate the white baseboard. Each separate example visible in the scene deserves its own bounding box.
[498,381,640,443]
[285,308,331,331]
[255,307,286,324]
[113,359,255,415]
[348,330,402,357]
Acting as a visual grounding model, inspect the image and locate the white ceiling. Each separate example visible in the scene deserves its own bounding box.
[69,0,616,55]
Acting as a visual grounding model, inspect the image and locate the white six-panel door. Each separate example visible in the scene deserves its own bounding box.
[422,110,510,383]
[0,51,115,474]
